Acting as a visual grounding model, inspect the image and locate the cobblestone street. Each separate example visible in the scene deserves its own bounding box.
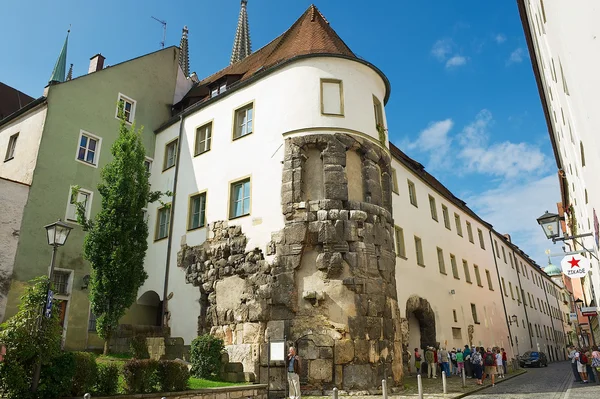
[466,362,599,399]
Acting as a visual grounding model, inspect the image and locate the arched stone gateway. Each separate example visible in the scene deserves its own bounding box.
[405,296,436,350]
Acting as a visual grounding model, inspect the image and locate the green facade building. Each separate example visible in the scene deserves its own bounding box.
[0,35,190,350]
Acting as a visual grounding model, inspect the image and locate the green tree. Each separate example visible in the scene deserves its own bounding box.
[0,277,63,398]
[74,110,165,354]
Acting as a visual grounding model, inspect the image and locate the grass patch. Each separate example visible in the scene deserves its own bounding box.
[188,378,249,389]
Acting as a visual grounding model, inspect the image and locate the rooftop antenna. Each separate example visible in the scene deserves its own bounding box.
[151,16,167,49]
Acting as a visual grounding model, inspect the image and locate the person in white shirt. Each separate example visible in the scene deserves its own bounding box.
[568,345,582,382]
[495,349,504,378]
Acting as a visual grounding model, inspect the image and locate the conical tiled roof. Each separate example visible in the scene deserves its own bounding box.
[49,30,70,84]
[198,4,355,87]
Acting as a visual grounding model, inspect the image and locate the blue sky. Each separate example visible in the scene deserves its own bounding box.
[1,0,559,265]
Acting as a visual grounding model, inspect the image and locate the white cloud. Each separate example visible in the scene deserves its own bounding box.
[466,174,560,266]
[446,55,468,68]
[431,39,453,61]
[457,109,492,147]
[405,119,454,169]
[460,141,549,178]
[507,48,525,65]
[495,33,507,44]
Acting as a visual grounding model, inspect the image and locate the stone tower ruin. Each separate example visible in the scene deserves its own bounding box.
[178,133,403,393]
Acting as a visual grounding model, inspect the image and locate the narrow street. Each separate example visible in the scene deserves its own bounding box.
[467,362,599,399]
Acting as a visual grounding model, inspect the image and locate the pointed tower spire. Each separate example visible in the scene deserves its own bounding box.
[178,26,190,77]
[66,63,73,81]
[49,30,70,84]
[230,0,252,64]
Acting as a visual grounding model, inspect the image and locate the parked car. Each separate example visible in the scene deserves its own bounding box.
[519,351,548,367]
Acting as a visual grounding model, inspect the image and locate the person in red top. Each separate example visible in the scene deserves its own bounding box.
[501,348,507,375]
[433,348,439,376]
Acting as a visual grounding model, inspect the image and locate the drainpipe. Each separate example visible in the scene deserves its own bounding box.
[509,245,534,349]
[487,230,514,353]
[161,114,185,327]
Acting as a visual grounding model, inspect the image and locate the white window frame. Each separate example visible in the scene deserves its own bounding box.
[163,138,178,171]
[195,122,213,156]
[75,130,102,168]
[233,103,254,140]
[115,93,137,124]
[188,191,207,231]
[320,79,344,116]
[4,132,18,161]
[144,157,153,174]
[65,186,93,224]
[229,177,251,219]
[155,205,171,241]
[407,180,418,207]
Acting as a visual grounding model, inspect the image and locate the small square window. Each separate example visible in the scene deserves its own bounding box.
[234,103,254,140]
[164,139,178,170]
[155,205,171,240]
[452,327,462,339]
[4,133,18,161]
[394,226,406,258]
[66,187,92,223]
[144,158,153,174]
[407,180,417,207]
[230,178,251,219]
[76,131,102,166]
[52,270,71,295]
[188,192,207,230]
[116,93,136,123]
[195,122,212,155]
[391,168,399,194]
[321,79,344,116]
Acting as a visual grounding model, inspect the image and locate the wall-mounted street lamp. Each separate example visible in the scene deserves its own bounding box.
[536,211,594,243]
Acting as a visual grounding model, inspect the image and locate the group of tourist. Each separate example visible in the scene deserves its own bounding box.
[568,344,600,384]
[410,345,507,387]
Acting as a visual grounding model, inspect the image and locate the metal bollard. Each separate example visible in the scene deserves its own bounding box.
[83,394,91,399]
[462,367,466,388]
[332,387,338,399]
[382,379,388,399]
[417,374,423,399]
[442,371,447,394]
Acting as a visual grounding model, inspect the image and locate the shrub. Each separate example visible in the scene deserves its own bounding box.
[130,335,150,359]
[38,352,76,399]
[0,362,31,399]
[190,334,224,378]
[158,360,190,392]
[122,358,159,393]
[71,352,98,396]
[95,363,120,396]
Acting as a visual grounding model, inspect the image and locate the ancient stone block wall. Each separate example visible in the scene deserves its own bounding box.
[177,133,403,393]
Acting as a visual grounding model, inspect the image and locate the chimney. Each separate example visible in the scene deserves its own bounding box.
[503,234,511,242]
[89,54,105,73]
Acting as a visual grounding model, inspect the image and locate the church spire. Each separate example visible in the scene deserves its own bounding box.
[49,30,70,84]
[66,64,73,81]
[230,0,252,64]
[178,26,190,77]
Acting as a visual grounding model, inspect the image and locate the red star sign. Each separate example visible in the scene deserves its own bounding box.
[567,257,580,268]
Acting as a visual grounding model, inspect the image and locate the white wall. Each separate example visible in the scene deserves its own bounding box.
[0,105,47,185]
[391,158,512,355]
[524,0,600,308]
[143,56,388,343]
[0,178,29,321]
